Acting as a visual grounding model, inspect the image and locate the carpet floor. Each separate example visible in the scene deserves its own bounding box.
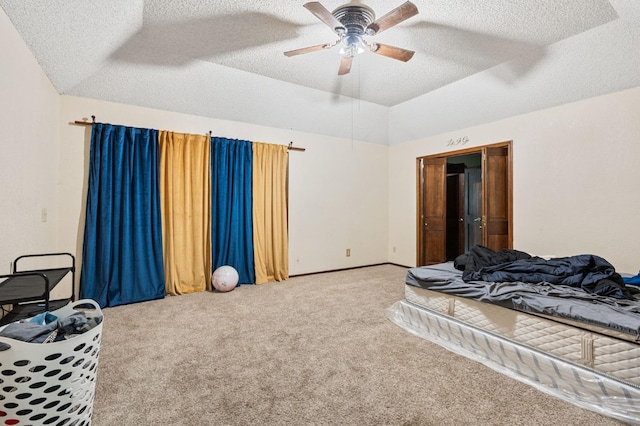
[91,265,621,425]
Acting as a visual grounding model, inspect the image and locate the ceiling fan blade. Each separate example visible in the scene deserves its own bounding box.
[366,1,419,35]
[370,43,415,62]
[284,43,331,57]
[304,2,346,35]
[338,56,353,75]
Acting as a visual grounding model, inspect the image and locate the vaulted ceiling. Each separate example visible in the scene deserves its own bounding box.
[2,0,639,144]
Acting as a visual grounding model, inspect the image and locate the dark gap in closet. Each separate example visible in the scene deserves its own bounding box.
[445,153,482,261]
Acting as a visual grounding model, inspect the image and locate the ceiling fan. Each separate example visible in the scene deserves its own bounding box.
[284,1,419,75]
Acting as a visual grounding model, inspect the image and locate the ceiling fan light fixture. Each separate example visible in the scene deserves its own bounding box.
[339,35,365,56]
[285,2,419,75]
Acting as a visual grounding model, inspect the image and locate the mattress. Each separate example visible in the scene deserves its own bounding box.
[389,262,640,423]
[406,262,640,338]
[404,284,640,386]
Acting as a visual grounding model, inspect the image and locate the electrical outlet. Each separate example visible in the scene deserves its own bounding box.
[41,208,47,222]
[346,248,351,257]
[392,246,396,253]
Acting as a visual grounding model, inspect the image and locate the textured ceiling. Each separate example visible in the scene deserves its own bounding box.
[0,0,621,107]
[3,1,640,145]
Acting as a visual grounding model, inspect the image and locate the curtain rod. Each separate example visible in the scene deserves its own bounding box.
[71,116,306,152]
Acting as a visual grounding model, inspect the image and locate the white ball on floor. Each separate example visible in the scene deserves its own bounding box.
[212,265,239,292]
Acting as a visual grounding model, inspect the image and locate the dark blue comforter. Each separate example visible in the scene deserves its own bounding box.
[454,245,633,299]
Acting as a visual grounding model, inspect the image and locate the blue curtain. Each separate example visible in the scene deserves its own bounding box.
[80,123,165,307]
[211,137,255,284]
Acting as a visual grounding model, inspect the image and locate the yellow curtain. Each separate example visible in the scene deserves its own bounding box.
[159,131,212,295]
[252,143,289,284]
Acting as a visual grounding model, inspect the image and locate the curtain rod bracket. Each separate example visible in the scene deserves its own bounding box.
[72,115,96,126]
[288,141,306,152]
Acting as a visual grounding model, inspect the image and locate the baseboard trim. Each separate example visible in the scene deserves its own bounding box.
[289,262,411,278]
[387,262,412,269]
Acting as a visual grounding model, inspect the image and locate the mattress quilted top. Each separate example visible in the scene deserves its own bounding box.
[406,262,640,338]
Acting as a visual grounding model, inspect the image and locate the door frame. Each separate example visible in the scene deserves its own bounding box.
[416,141,513,266]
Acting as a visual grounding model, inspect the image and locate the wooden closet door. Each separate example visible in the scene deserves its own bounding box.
[482,146,511,251]
[420,157,446,265]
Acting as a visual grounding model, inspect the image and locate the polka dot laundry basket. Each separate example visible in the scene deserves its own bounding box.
[0,299,103,426]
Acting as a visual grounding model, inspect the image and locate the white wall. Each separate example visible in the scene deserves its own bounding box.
[58,96,389,296]
[388,86,640,273]
[0,7,59,274]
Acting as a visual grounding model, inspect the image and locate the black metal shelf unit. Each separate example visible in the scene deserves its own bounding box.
[0,252,75,325]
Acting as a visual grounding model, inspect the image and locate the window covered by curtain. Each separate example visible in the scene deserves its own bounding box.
[252,143,289,284]
[211,137,255,285]
[80,123,165,307]
[159,131,212,295]
[80,124,290,305]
